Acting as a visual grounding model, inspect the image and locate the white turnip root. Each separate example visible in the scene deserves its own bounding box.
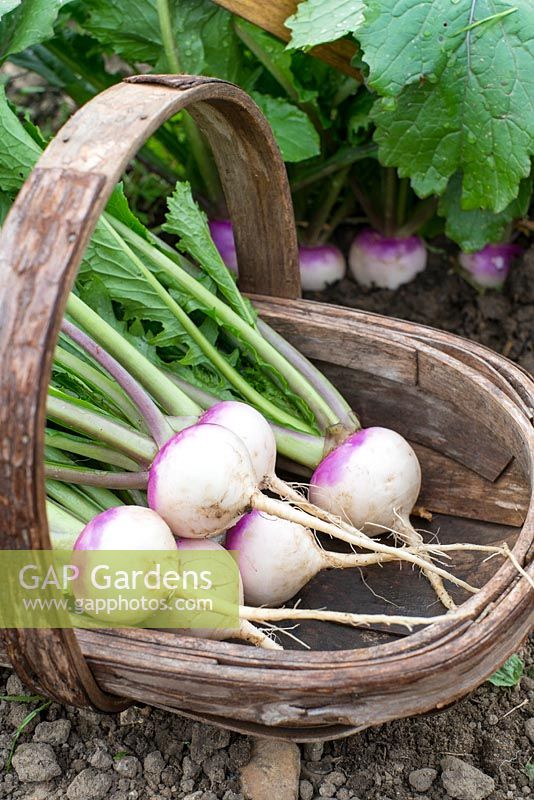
[309,426,457,608]
[147,423,478,597]
[458,243,521,289]
[73,506,178,624]
[349,229,427,289]
[226,509,396,606]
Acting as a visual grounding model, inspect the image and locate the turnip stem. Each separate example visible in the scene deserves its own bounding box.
[307,166,350,246]
[242,605,467,631]
[47,394,157,464]
[67,294,200,417]
[46,481,101,524]
[108,217,339,430]
[383,167,397,236]
[251,493,479,594]
[55,344,145,430]
[99,217,312,433]
[44,431,139,472]
[62,319,173,447]
[46,501,84,551]
[45,464,149,490]
[257,320,359,435]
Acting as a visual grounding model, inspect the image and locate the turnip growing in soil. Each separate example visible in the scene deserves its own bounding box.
[347,168,436,290]
[209,218,346,291]
[458,243,522,290]
[349,229,426,290]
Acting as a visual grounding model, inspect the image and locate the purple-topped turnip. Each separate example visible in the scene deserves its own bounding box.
[226,509,395,606]
[349,228,427,290]
[458,243,522,290]
[309,426,456,609]
[298,244,346,291]
[208,220,238,273]
[198,400,276,485]
[146,422,477,598]
[73,506,178,624]
[209,219,346,290]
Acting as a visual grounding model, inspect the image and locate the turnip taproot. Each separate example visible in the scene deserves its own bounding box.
[349,228,427,289]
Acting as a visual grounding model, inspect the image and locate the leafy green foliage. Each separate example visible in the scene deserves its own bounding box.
[235,19,317,106]
[250,92,320,162]
[84,0,242,80]
[0,0,74,63]
[524,762,534,783]
[0,86,41,194]
[364,0,534,212]
[106,183,150,242]
[358,1,467,97]
[487,654,525,687]
[286,0,365,50]
[162,182,255,326]
[438,173,533,251]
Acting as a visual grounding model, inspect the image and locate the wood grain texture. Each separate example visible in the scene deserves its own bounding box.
[212,0,361,79]
[0,75,302,710]
[0,76,532,739]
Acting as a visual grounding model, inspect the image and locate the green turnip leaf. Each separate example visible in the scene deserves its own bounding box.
[363,0,534,212]
[0,0,75,63]
[250,92,320,162]
[438,172,533,251]
[286,0,365,50]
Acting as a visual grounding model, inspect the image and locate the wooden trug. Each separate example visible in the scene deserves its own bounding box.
[0,76,532,741]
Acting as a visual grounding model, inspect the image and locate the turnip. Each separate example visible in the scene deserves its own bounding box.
[226,510,396,606]
[208,219,238,273]
[169,538,282,649]
[73,506,178,624]
[209,219,346,291]
[308,426,456,608]
[198,400,276,485]
[458,243,521,290]
[147,422,477,596]
[298,244,346,291]
[349,228,427,290]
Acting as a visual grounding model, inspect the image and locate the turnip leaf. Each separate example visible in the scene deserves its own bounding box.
[235,19,318,106]
[85,0,244,81]
[250,92,320,162]
[0,0,75,63]
[163,182,256,327]
[363,0,534,212]
[0,86,40,194]
[438,172,533,251]
[286,0,365,50]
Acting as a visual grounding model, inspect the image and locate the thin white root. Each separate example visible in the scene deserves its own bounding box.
[252,492,479,595]
[263,621,311,650]
[242,605,467,632]
[239,620,283,650]
[395,517,457,611]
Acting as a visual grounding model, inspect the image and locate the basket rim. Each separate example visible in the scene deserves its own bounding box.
[74,305,534,682]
